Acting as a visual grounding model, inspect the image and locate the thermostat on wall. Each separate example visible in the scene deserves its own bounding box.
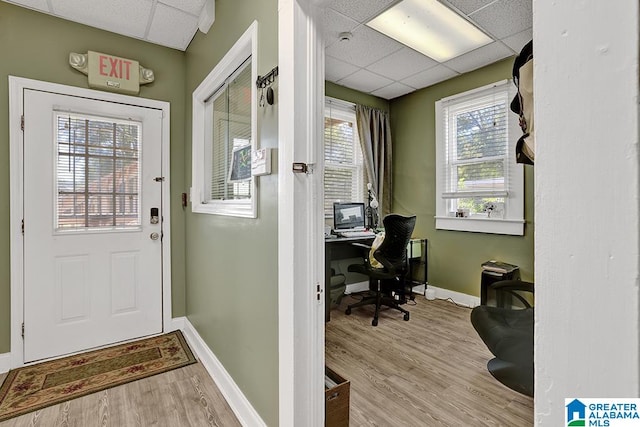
[251,148,271,176]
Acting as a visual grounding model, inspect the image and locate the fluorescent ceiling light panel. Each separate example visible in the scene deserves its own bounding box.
[367,0,492,62]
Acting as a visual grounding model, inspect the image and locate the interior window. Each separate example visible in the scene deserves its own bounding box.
[191,22,257,218]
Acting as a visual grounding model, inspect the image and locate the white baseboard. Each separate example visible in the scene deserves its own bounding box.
[347,282,428,296]
[426,285,480,308]
[0,352,10,374]
[411,283,426,295]
[169,316,185,332]
[179,317,266,427]
[347,282,429,297]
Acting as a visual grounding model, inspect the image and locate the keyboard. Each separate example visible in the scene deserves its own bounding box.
[338,230,376,238]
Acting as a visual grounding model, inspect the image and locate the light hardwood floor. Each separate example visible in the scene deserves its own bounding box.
[1,298,532,426]
[326,296,534,426]
[0,362,240,427]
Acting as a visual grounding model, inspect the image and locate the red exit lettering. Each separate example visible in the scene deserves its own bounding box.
[99,55,133,80]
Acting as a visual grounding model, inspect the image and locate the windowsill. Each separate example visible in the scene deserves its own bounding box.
[435,216,524,236]
[192,200,256,218]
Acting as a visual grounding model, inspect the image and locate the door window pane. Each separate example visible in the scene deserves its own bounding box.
[56,114,142,230]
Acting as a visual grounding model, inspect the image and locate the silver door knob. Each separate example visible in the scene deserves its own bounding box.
[150,232,159,240]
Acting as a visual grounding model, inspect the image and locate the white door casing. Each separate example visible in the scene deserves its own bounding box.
[278,0,325,425]
[9,77,172,367]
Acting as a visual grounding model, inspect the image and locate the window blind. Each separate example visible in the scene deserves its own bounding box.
[324,100,364,217]
[56,114,141,229]
[209,58,252,201]
[441,89,510,200]
[435,80,524,234]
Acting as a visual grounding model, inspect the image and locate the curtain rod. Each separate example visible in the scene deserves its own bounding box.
[325,96,355,111]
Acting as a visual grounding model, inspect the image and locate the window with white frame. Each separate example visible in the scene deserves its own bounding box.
[191,21,257,218]
[435,80,524,235]
[324,99,365,217]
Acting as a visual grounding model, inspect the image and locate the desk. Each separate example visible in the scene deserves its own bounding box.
[325,235,375,322]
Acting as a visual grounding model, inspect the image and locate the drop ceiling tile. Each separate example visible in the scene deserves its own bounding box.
[326,0,398,23]
[51,0,152,39]
[147,3,198,50]
[443,41,513,73]
[442,0,497,16]
[337,69,394,94]
[368,47,438,81]
[401,65,458,89]
[501,28,532,52]
[4,0,50,13]
[371,82,415,100]
[325,56,360,82]
[469,0,532,39]
[322,7,360,49]
[159,0,205,16]
[325,25,404,68]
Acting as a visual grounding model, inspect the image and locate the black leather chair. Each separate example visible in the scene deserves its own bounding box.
[470,280,534,397]
[328,268,346,307]
[345,214,416,326]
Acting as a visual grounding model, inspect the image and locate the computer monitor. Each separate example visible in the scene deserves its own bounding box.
[333,202,366,231]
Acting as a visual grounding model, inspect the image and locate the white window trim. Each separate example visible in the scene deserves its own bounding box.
[191,21,258,218]
[435,80,525,236]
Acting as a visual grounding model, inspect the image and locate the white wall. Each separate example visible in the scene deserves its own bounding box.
[535,1,639,425]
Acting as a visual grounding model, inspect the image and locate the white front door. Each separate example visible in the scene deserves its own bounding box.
[22,89,164,363]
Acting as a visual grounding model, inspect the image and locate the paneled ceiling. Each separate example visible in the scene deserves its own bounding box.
[3,0,532,100]
[323,0,532,99]
[1,0,208,50]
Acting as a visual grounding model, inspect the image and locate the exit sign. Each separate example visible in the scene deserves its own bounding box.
[87,51,140,94]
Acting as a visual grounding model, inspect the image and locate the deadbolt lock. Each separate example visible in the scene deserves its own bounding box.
[150,207,159,224]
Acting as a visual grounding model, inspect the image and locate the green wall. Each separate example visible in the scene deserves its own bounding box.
[184,0,279,425]
[0,3,187,354]
[390,58,534,296]
[326,81,389,111]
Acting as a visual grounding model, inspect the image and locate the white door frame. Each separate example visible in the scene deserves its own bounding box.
[278,0,326,424]
[8,76,172,368]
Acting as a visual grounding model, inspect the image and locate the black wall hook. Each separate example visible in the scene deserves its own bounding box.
[257,66,278,106]
[256,66,279,89]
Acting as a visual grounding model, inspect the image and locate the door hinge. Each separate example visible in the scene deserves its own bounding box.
[21,323,24,339]
[21,219,24,235]
[154,177,165,182]
[20,115,24,131]
[316,283,322,301]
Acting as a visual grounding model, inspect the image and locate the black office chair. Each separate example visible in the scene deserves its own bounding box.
[329,268,346,307]
[470,280,534,397]
[345,214,416,326]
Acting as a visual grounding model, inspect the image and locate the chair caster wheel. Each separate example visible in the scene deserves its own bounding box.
[403,313,410,321]
[372,318,378,326]
[345,308,351,315]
